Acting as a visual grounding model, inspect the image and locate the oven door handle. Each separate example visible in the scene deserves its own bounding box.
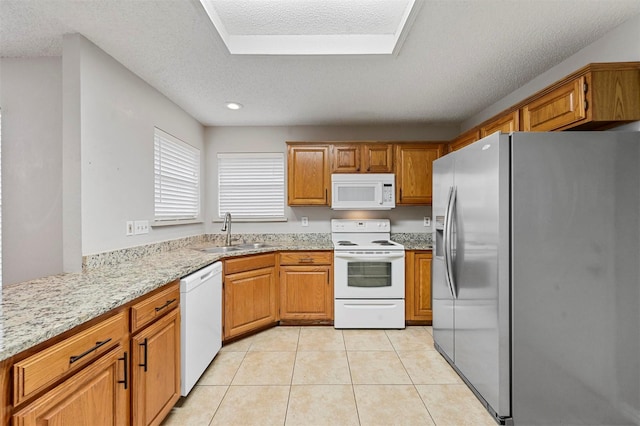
[334,252,405,260]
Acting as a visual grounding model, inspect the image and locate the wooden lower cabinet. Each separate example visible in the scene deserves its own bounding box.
[7,281,182,426]
[131,308,180,426]
[224,254,278,339]
[405,251,433,324]
[12,344,129,426]
[279,251,333,323]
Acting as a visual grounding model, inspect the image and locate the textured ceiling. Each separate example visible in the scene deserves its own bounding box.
[207,0,412,35]
[1,0,639,127]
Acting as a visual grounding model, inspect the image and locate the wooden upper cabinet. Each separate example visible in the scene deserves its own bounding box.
[395,143,445,205]
[523,65,640,131]
[287,144,330,206]
[362,143,393,173]
[449,129,480,152]
[331,144,361,172]
[330,143,394,173]
[481,110,520,138]
[522,76,586,132]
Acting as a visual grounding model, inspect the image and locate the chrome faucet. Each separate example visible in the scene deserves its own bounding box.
[221,212,232,246]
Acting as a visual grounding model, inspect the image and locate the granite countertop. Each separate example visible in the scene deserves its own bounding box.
[0,239,333,362]
[0,232,430,362]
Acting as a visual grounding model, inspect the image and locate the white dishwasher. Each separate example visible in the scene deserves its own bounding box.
[180,261,222,396]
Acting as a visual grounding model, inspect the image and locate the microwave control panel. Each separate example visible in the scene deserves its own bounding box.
[382,184,394,203]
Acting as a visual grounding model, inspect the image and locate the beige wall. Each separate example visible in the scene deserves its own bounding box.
[204,125,458,235]
[1,57,63,285]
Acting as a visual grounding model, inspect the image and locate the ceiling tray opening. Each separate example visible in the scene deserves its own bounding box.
[199,0,422,55]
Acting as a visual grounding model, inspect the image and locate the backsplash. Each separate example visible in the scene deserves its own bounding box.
[82,235,208,270]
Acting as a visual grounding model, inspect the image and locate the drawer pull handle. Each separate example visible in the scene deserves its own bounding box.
[299,258,314,263]
[69,338,112,364]
[155,298,177,312]
[118,351,128,389]
[139,338,148,372]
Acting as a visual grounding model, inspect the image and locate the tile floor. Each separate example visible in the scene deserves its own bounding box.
[162,326,497,426]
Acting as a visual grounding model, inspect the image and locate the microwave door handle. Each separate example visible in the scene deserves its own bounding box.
[378,182,383,205]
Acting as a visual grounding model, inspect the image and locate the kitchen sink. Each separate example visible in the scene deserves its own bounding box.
[197,242,275,254]
[199,246,241,253]
[238,242,273,249]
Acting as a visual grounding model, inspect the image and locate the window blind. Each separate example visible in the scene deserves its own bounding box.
[218,153,285,220]
[154,128,200,221]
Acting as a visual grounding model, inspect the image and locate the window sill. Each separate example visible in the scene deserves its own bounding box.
[152,219,204,227]
[211,217,288,223]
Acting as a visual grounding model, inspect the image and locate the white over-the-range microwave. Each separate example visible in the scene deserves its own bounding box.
[331,173,396,210]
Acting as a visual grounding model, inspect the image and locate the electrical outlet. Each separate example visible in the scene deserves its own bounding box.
[423,217,431,227]
[301,216,309,227]
[126,221,134,236]
[134,220,149,235]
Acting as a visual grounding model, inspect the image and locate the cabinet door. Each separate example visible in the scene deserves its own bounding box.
[224,266,277,339]
[287,145,330,205]
[280,265,333,321]
[480,110,520,137]
[13,345,128,426]
[449,130,480,153]
[395,144,445,205]
[405,251,433,323]
[331,144,361,173]
[363,144,393,173]
[131,309,180,426]
[522,77,586,132]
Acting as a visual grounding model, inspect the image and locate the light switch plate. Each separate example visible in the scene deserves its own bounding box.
[126,221,134,236]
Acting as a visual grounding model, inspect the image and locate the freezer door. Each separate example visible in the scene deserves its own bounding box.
[432,153,455,360]
[510,131,640,425]
[451,132,511,418]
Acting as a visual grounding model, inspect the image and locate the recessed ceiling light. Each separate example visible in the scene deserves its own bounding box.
[225,102,243,110]
[199,0,421,55]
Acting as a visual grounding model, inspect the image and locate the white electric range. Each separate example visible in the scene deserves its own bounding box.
[332,219,405,329]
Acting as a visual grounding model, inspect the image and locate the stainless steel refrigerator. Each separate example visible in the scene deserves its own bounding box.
[432,131,640,425]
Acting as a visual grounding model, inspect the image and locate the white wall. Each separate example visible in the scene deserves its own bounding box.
[65,35,206,257]
[461,14,640,132]
[0,57,64,286]
[205,125,458,235]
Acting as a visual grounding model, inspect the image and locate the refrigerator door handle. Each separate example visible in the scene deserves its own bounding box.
[444,186,457,299]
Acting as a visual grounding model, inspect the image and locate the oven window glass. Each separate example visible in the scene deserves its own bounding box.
[347,262,392,287]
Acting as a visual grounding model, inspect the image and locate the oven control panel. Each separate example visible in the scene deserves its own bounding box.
[332,219,390,232]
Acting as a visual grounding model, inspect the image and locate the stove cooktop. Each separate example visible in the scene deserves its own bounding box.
[333,239,404,250]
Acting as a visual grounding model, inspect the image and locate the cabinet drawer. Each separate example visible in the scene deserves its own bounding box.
[225,253,276,275]
[131,281,180,332]
[279,251,332,265]
[13,310,128,405]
